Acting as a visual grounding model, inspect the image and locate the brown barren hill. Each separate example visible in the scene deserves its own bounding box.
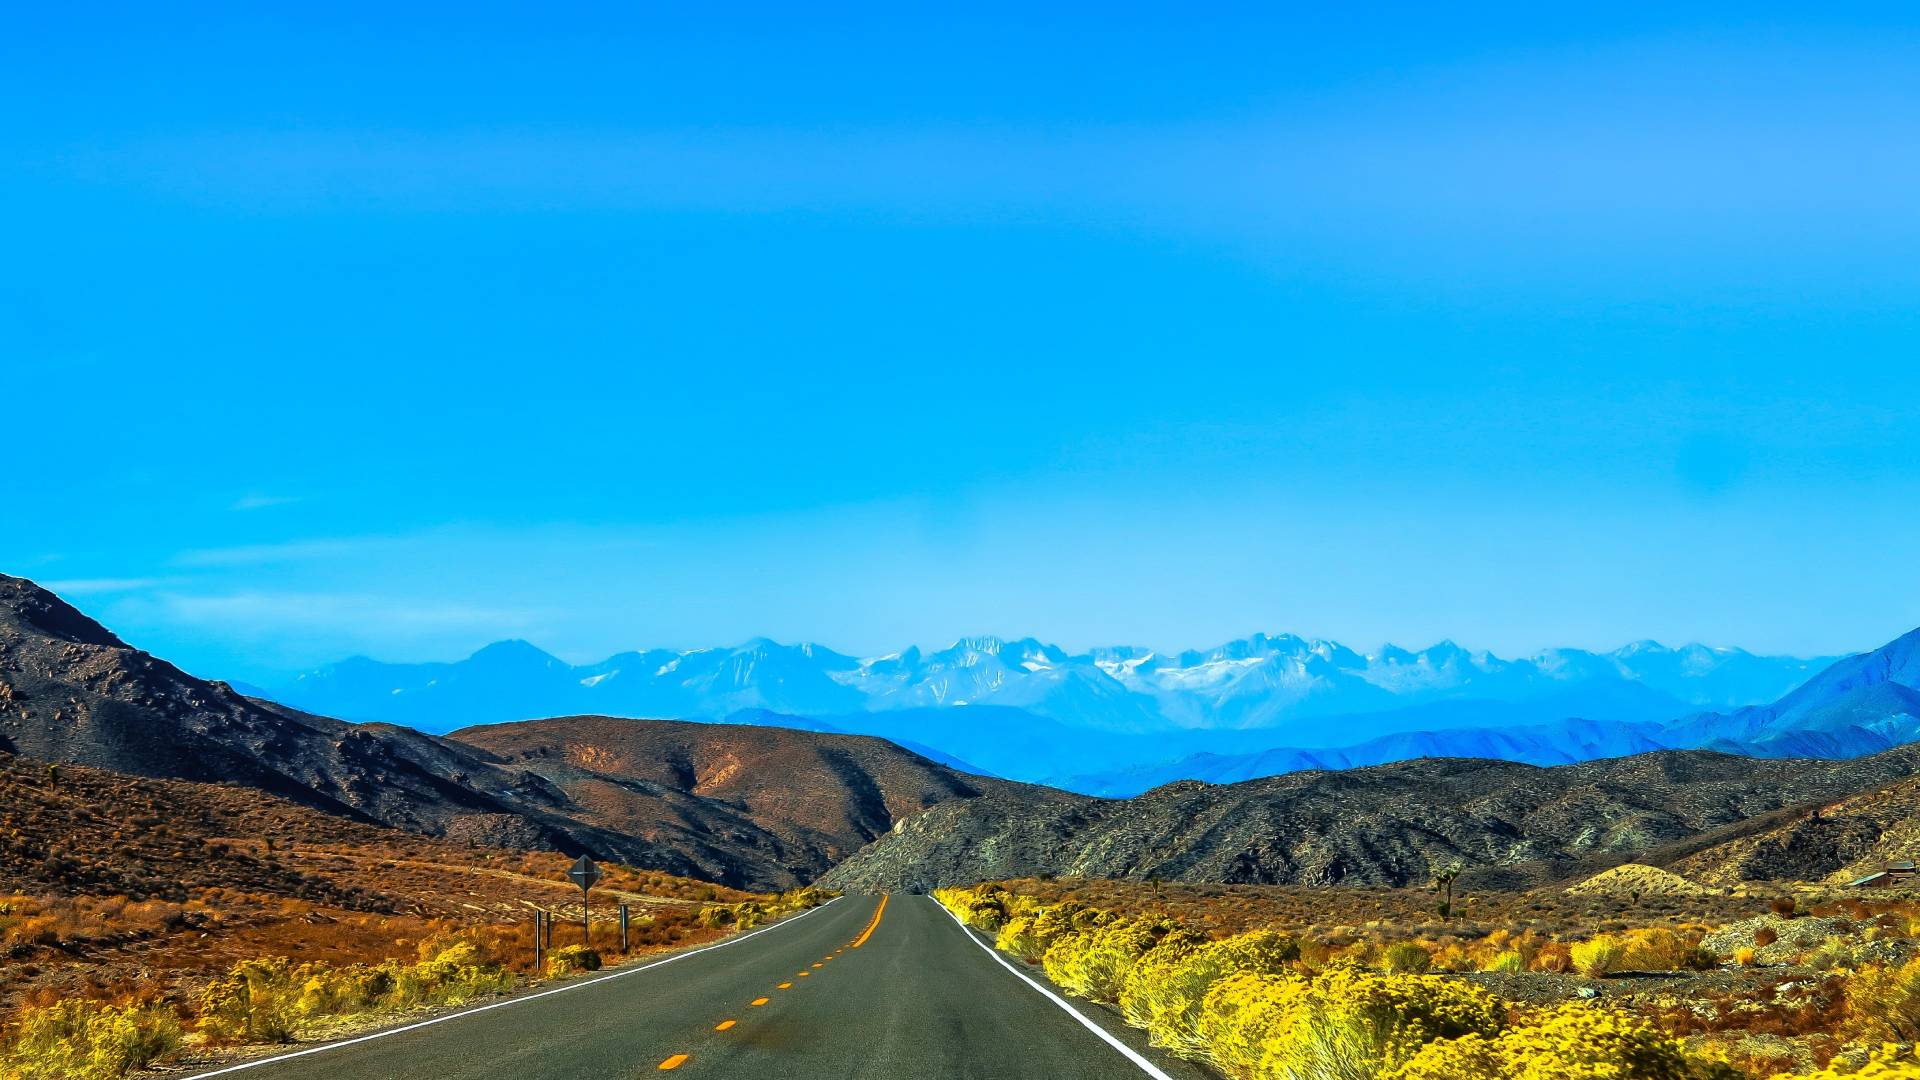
[448,715,1073,888]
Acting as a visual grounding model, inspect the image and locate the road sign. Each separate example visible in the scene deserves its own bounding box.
[569,856,602,946]
[568,855,604,890]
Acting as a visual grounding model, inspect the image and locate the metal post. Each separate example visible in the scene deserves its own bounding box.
[581,885,590,947]
[619,903,630,953]
[534,909,545,973]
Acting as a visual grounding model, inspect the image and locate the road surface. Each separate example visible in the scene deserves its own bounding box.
[180,893,1212,1080]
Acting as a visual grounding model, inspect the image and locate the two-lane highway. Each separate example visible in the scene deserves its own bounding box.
[181,894,1209,1080]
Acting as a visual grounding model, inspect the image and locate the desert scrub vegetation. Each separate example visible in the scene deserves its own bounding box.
[198,938,515,1044]
[0,999,181,1080]
[543,944,603,977]
[1390,1004,1743,1080]
[934,882,1847,1079]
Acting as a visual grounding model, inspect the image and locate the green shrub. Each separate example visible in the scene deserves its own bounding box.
[1383,942,1434,974]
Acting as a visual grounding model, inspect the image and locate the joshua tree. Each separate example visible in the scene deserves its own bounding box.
[1434,861,1463,920]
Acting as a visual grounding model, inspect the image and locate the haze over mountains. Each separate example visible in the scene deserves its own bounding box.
[256,633,1833,793]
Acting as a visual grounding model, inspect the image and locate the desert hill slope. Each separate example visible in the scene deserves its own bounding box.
[0,574,1038,888]
[448,715,1071,887]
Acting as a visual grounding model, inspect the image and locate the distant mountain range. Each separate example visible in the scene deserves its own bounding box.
[259,634,1827,736]
[828,620,1920,889]
[1057,630,1920,795]
[11,572,1920,898]
[252,633,1834,792]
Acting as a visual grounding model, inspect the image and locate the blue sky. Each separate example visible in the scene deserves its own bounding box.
[6,4,1920,682]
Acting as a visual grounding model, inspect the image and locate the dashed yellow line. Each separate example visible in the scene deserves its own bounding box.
[661,898,889,1070]
[851,894,889,948]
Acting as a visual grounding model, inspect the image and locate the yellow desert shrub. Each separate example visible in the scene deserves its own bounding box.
[934,885,1009,932]
[199,942,514,1045]
[1571,929,1712,977]
[1844,958,1920,1041]
[543,945,602,977]
[1122,929,1303,1054]
[1185,966,1502,1079]
[1772,1045,1920,1079]
[994,901,1098,961]
[1043,919,1161,1002]
[1390,1004,1741,1080]
[1482,950,1526,973]
[199,958,305,1043]
[1571,935,1631,977]
[1191,972,1310,1077]
[1118,927,1209,1028]
[0,1000,182,1080]
[1269,967,1506,1080]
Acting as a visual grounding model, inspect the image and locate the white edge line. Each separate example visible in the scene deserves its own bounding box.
[176,896,843,1079]
[934,899,1177,1080]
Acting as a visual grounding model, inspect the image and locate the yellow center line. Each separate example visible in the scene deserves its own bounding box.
[778,982,792,989]
[851,894,889,948]
[659,1054,689,1070]
[797,971,810,977]
[714,1020,737,1032]
[751,997,770,1006]
[811,963,823,968]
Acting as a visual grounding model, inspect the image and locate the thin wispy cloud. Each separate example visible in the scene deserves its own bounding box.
[174,535,408,568]
[131,590,550,637]
[231,493,301,511]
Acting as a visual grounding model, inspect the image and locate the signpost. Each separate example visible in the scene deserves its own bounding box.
[569,855,603,946]
[619,903,631,953]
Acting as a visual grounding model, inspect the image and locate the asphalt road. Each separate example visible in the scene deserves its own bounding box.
[181,893,1212,1080]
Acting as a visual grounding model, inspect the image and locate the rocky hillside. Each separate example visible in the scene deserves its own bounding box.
[1671,763,1920,886]
[819,748,1920,892]
[447,715,1070,887]
[0,574,1034,889]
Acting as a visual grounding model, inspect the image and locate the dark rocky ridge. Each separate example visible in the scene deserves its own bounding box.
[819,747,1920,892]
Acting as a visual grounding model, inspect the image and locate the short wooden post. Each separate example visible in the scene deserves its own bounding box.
[534,909,545,973]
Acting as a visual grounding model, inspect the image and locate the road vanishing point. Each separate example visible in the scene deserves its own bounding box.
[179,893,1211,1080]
